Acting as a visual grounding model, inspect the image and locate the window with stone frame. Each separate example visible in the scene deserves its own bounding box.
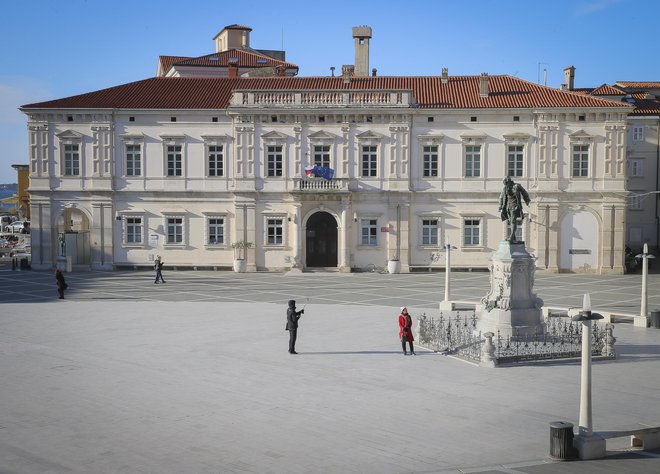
[63,144,80,176]
[629,195,642,210]
[125,144,142,177]
[207,145,224,177]
[360,218,378,246]
[267,145,283,177]
[463,218,481,246]
[266,217,284,245]
[507,145,524,177]
[464,145,481,178]
[166,217,184,244]
[361,145,378,177]
[422,218,439,245]
[572,144,589,177]
[628,159,644,177]
[423,146,439,177]
[166,145,182,177]
[632,126,644,141]
[207,216,225,244]
[124,216,143,245]
[313,145,331,168]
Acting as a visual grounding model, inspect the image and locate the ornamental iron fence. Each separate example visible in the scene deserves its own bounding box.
[416,311,616,366]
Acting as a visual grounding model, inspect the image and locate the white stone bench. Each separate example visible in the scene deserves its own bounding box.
[575,424,660,459]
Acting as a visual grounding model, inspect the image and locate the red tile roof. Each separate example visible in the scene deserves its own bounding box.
[158,56,191,75]
[174,49,297,70]
[22,75,632,111]
[615,81,660,89]
[590,84,625,96]
[223,24,252,31]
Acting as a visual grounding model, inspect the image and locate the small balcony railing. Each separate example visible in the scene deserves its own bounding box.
[292,177,350,192]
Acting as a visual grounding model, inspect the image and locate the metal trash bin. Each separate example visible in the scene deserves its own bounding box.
[651,311,660,329]
[549,421,576,460]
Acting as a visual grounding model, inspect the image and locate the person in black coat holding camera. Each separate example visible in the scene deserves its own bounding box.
[286,300,304,354]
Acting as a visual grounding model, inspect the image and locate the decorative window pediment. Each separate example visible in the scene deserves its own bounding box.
[201,134,232,144]
[569,130,594,144]
[56,130,83,142]
[160,134,186,144]
[460,133,487,144]
[417,133,444,145]
[261,130,289,142]
[502,132,531,144]
[308,130,337,141]
[356,130,384,141]
[120,133,145,145]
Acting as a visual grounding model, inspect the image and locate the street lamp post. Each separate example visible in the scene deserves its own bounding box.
[636,243,656,325]
[439,241,457,311]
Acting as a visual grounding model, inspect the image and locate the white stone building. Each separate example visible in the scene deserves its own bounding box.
[21,26,632,273]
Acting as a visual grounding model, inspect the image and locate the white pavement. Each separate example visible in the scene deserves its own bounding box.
[1,300,660,473]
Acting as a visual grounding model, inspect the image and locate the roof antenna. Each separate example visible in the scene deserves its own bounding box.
[281,26,284,52]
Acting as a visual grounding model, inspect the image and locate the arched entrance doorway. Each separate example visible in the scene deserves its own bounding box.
[56,208,91,265]
[305,211,338,268]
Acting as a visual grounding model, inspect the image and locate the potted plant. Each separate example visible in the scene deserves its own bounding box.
[387,254,401,274]
[231,240,253,272]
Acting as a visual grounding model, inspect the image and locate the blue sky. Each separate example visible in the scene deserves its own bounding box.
[0,0,657,183]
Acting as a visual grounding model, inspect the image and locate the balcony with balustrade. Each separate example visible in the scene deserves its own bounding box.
[291,177,353,193]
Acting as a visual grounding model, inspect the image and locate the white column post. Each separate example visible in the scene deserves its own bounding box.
[636,243,656,327]
[439,241,455,310]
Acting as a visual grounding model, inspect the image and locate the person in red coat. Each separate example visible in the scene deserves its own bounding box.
[398,307,415,355]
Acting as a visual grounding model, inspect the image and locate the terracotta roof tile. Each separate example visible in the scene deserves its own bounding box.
[158,55,191,76]
[22,75,632,111]
[174,49,297,69]
[590,84,625,96]
[615,81,660,89]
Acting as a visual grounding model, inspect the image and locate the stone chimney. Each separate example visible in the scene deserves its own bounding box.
[228,60,239,78]
[342,65,355,83]
[441,68,448,84]
[564,66,575,91]
[352,26,372,76]
[479,72,489,98]
[372,68,377,77]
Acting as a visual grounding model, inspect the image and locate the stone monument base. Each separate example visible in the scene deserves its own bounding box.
[476,240,544,338]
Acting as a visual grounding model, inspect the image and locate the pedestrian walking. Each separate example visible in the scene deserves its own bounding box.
[154,255,166,283]
[285,299,304,354]
[398,306,415,355]
[55,268,68,299]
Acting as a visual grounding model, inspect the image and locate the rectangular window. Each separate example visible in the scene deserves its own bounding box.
[422,219,439,245]
[167,145,182,176]
[629,195,642,210]
[361,146,377,177]
[63,144,80,176]
[423,146,438,177]
[360,219,378,246]
[463,218,481,246]
[632,126,644,141]
[507,145,524,177]
[208,217,225,244]
[464,145,481,178]
[266,218,284,245]
[166,217,183,244]
[126,217,142,244]
[125,144,141,177]
[267,145,283,177]
[572,145,589,177]
[313,145,331,168]
[629,159,644,177]
[208,145,224,177]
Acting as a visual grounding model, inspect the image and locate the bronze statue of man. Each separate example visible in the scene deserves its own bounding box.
[498,176,530,243]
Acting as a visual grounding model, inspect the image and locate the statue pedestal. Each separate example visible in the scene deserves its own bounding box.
[476,241,544,338]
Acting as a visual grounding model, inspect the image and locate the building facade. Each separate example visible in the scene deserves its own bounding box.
[21,27,632,273]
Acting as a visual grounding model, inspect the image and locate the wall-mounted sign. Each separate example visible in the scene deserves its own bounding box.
[380,227,390,233]
[149,234,159,247]
[569,249,590,255]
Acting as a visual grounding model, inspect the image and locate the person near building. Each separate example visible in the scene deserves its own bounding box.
[398,307,415,355]
[285,300,304,354]
[498,176,531,243]
[55,268,68,299]
[154,255,166,284]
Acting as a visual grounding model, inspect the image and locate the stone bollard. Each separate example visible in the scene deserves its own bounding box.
[480,331,497,367]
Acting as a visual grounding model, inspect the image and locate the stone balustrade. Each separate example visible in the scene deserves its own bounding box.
[292,177,350,192]
[230,90,412,108]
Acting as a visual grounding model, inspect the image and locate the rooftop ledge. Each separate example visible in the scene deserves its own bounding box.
[229,90,413,108]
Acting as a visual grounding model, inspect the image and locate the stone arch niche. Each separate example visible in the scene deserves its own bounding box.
[305,211,338,268]
[559,209,599,272]
[55,207,91,265]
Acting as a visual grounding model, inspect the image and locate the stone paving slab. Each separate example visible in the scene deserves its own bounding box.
[1,296,660,473]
